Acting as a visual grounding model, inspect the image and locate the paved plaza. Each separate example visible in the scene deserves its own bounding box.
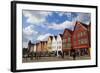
[22,55,91,63]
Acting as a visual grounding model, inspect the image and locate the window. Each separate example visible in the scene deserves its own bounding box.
[81,39,84,44]
[80,32,83,37]
[83,31,87,36]
[67,37,71,42]
[79,39,83,44]
[63,44,67,48]
[63,39,66,43]
[78,40,81,44]
[78,32,86,38]
[84,39,88,44]
[78,39,88,45]
[67,43,71,48]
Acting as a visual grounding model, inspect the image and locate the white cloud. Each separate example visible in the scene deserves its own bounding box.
[64,12,72,18]
[76,13,91,24]
[39,11,53,17]
[23,11,32,17]
[37,33,53,41]
[56,12,72,18]
[23,25,38,36]
[23,25,39,47]
[48,20,75,30]
[23,11,45,24]
[23,10,53,25]
[55,12,64,16]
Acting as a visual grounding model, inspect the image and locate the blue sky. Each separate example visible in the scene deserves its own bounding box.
[22,10,91,48]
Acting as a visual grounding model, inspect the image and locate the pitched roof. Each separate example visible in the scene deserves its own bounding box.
[49,36,53,40]
[28,40,32,45]
[40,41,47,44]
[74,21,88,31]
[31,43,35,46]
[80,22,88,28]
[54,36,57,39]
[63,28,73,35]
[59,34,63,37]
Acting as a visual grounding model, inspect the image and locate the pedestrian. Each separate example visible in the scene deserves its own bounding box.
[71,49,76,60]
[61,51,64,58]
[73,52,76,60]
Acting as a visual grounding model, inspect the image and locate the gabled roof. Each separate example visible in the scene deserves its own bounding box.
[31,43,35,46]
[63,28,73,36]
[28,40,32,45]
[49,36,53,40]
[40,41,47,44]
[36,43,39,45]
[74,21,88,31]
[44,41,47,43]
[59,34,63,37]
[54,36,57,39]
[80,22,88,28]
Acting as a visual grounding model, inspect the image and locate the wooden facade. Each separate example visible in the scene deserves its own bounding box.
[36,42,41,53]
[72,21,90,56]
[27,21,91,57]
[41,41,48,53]
[62,29,72,56]
[44,41,48,52]
[47,36,53,52]
[52,36,57,52]
[56,34,63,56]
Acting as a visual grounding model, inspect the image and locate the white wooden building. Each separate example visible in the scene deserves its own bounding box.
[51,36,57,54]
[56,34,63,56]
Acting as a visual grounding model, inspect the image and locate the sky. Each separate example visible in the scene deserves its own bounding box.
[22,10,91,48]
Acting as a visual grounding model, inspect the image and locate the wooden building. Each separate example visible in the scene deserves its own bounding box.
[62,29,72,56]
[40,41,48,56]
[56,34,63,57]
[52,36,57,53]
[47,36,53,53]
[36,42,41,53]
[27,21,91,58]
[72,21,90,56]
[43,41,48,53]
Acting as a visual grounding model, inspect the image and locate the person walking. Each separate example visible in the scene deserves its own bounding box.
[71,49,76,60]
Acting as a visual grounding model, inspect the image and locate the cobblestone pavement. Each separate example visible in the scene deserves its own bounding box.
[22,55,91,63]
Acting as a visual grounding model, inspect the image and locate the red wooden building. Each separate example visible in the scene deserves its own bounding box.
[62,28,73,56]
[72,21,90,56]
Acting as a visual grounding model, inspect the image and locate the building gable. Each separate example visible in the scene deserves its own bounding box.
[74,21,88,31]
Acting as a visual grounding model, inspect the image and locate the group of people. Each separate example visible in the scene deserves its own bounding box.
[23,48,77,60]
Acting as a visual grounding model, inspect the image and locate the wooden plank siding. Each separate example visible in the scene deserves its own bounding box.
[27,21,91,57]
[62,29,72,51]
[47,36,53,53]
[72,21,90,49]
[72,21,90,56]
[40,41,48,53]
[62,29,73,56]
